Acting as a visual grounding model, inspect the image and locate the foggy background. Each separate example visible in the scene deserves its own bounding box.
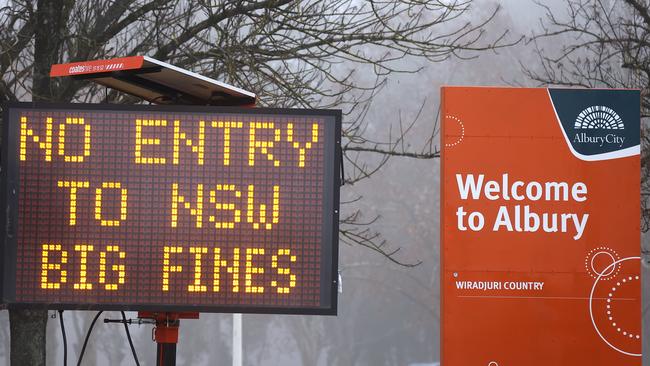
[1,0,648,365]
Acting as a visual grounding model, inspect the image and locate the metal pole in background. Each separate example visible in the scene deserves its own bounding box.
[233,314,242,366]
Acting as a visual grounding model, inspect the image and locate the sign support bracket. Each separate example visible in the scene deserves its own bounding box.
[137,311,200,366]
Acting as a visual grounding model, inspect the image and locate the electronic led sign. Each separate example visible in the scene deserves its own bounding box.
[1,103,340,314]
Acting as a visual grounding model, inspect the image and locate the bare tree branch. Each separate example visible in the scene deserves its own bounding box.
[526,0,650,232]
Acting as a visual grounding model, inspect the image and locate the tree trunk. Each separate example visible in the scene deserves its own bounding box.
[9,0,74,364]
[9,310,47,365]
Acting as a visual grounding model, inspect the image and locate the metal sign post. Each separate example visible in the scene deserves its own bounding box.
[135,312,199,366]
[233,314,242,366]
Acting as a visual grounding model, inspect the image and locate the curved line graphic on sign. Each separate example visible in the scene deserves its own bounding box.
[585,247,621,280]
[588,256,641,357]
[546,90,639,161]
[444,115,465,148]
[591,251,616,276]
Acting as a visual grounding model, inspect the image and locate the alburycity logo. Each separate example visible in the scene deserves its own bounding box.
[573,106,626,147]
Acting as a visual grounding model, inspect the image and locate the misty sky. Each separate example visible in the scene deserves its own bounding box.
[2,1,648,365]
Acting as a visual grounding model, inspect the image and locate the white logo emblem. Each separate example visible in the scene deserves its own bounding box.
[574,106,624,130]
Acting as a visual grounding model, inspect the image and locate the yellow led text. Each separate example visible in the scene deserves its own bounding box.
[171,183,203,228]
[212,121,243,165]
[73,244,94,290]
[95,182,128,226]
[245,248,265,293]
[38,245,298,294]
[158,247,296,294]
[213,248,224,292]
[162,246,183,291]
[226,248,241,292]
[209,184,242,229]
[286,123,319,168]
[135,119,167,164]
[59,181,128,226]
[20,116,321,167]
[271,249,297,294]
[41,244,68,289]
[20,116,53,161]
[173,120,205,165]
[248,122,281,167]
[171,184,279,230]
[57,181,90,226]
[40,243,127,291]
[99,245,126,290]
[247,185,280,230]
[58,117,91,162]
[188,247,208,292]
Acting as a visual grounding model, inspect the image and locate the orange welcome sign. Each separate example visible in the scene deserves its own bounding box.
[441,87,641,365]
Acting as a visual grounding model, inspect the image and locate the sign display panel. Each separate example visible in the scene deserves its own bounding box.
[1,103,340,314]
[441,87,641,365]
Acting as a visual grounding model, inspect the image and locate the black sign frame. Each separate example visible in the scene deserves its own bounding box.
[1,102,340,315]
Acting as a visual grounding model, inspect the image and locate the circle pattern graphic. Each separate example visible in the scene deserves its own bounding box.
[444,115,464,148]
[585,247,620,280]
[606,275,640,339]
[588,256,641,357]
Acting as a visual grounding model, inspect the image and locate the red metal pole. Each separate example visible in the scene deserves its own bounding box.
[138,312,199,366]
